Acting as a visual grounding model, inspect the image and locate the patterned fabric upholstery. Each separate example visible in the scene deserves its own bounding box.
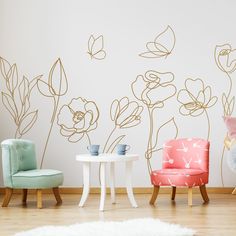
[150,138,209,187]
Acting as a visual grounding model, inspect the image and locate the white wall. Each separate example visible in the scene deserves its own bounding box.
[0,0,235,187]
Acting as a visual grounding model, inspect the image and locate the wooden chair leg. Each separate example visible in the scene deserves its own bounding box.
[53,187,62,205]
[36,189,42,209]
[171,186,176,200]
[188,187,193,206]
[2,188,13,207]
[149,186,160,205]
[200,185,209,203]
[232,187,236,195]
[22,189,28,205]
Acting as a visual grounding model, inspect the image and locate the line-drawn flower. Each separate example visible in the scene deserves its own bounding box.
[177,78,217,140]
[57,97,99,143]
[103,97,143,153]
[214,44,236,74]
[177,78,217,117]
[110,97,143,129]
[37,58,68,168]
[214,43,236,186]
[131,70,177,109]
[131,70,178,173]
[139,26,176,59]
[88,35,106,60]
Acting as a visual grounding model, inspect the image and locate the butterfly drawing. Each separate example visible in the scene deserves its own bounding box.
[139,25,176,59]
[87,35,106,60]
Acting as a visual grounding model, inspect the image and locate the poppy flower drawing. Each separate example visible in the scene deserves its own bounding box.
[131,70,177,109]
[177,78,217,140]
[57,97,99,143]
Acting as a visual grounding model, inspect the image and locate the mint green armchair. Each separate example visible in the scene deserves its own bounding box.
[1,139,63,208]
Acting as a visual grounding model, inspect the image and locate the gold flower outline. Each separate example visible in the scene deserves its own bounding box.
[37,58,68,168]
[110,97,143,129]
[131,70,177,109]
[131,70,178,173]
[214,43,236,186]
[214,44,236,74]
[177,78,217,140]
[103,97,143,153]
[57,97,99,144]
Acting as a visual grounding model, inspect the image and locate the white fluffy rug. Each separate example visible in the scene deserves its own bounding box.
[15,218,195,236]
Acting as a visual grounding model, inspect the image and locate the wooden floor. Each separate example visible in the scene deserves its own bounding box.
[1,193,236,236]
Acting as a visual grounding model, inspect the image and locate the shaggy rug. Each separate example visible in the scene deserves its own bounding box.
[14,218,195,236]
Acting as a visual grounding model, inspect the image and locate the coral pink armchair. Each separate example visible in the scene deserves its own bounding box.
[150,138,210,206]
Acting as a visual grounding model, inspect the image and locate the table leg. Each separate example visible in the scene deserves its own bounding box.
[99,162,106,211]
[125,161,138,208]
[79,162,90,207]
[110,162,116,204]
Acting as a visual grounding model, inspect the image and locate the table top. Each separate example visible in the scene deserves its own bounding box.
[76,153,139,162]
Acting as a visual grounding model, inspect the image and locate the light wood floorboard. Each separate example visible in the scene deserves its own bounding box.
[0,193,236,236]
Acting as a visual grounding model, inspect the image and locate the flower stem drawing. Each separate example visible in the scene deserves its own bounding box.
[103,126,118,153]
[37,58,68,168]
[214,44,236,186]
[0,57,42,138]
[204,109,210,141]
[131,70,178,173]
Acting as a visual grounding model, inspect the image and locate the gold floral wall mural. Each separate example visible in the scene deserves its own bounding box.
[0,57,42,138]
[139,26,176,59]
[1,0,236,190]
[88,35,106,60]
[0,29,233,188]
[214,44,236,185]
[37,58,68,168]
[177,78,218,141]
[131,70,178,172]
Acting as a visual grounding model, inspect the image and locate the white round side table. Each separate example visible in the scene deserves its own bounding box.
[76,153,139,211]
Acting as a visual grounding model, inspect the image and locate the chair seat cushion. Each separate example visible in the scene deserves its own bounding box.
[151,168,208,187]
[12,169,63,189]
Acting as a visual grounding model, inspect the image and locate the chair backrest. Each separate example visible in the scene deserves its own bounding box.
[162,138,209,172]
[1,139,37,187]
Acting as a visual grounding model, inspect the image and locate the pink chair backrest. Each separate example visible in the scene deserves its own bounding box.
[162,138,209,172]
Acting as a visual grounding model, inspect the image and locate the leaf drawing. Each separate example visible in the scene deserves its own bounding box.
[1,92,17,121]
[19,110,38,135]
[0,57,42,139]
[0,57,11,79]
[7,64,18,93]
